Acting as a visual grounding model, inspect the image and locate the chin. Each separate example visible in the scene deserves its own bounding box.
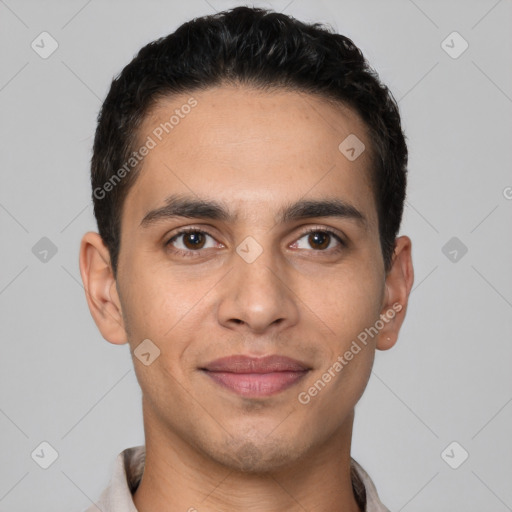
[208,436,306,474]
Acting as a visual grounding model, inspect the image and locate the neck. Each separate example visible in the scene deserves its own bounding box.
[133,407,361,512]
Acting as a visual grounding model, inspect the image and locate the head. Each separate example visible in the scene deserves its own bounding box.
[80,6,413,473]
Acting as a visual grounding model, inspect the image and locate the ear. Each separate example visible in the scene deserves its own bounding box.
[376,235,414,351]
[79,231,127,345]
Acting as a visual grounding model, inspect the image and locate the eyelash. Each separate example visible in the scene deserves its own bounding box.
[165,226,346,258]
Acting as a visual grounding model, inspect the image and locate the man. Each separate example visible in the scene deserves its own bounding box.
[80,6,414,511]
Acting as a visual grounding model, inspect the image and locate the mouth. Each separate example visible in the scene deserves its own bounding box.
[200,355,311,398]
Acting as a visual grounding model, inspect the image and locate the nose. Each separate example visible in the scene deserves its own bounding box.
[216,247,300,335]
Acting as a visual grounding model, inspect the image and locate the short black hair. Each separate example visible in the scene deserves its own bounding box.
[91,6,408,278]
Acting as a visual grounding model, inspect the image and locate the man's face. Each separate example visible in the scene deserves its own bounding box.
[114,85,390,471]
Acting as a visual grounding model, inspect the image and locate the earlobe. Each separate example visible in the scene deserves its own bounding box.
[376,236,414,351]
[79,231,128,345]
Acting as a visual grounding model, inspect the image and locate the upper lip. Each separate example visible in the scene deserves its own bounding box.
[201,355,311,373]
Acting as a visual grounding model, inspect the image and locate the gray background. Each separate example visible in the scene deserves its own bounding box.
[1,0,511,510]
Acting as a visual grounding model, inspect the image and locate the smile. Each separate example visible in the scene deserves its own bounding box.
[200,355,311,398]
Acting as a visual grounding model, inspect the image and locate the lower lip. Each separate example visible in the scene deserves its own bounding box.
[203,370,309,397]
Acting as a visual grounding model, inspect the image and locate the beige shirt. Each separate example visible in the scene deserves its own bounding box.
[84,445,390,512]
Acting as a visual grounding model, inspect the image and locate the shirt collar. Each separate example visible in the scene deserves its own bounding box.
[85,445,389,512]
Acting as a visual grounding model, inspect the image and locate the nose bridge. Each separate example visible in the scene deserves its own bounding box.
[217,237,299,333]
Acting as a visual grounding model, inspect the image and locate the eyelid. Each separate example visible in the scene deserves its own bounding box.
[166,226,218,243]
[164,227,219,259]
[297,225,347,244]
[165,225,347,247]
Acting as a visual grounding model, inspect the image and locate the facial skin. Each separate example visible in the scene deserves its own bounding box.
[80,85,414,512]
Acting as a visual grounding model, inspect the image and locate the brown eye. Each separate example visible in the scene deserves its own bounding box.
[166,229,218,255]
[181,231,206,250]
[307,231,330,250]
[290,229,345,253]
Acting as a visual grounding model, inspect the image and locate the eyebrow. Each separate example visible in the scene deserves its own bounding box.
[139,193,367,229]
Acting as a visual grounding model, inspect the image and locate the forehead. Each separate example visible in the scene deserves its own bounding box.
[122,85,378,229]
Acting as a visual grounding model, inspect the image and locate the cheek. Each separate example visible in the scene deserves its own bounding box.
[306,264,384,337]
[120,265,215,386]
[300,348,375,442]
[302,264,383,409]
[296,278,381,429]
[121,264,193,333]
[120,271,194,404]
